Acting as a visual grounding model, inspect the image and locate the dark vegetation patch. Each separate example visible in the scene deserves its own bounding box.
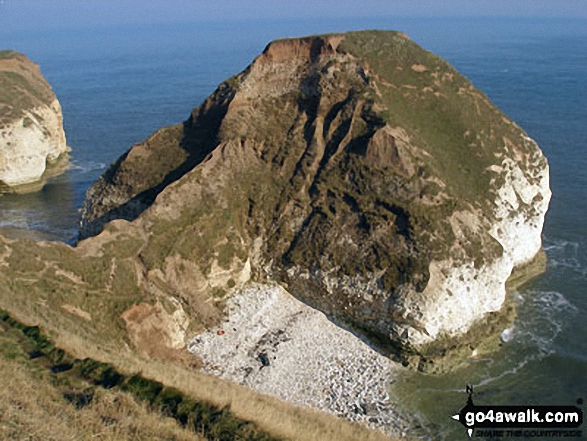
[0,309,279,441]
[0,50,21,60]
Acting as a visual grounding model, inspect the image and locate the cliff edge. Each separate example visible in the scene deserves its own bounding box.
[0,51,68,191]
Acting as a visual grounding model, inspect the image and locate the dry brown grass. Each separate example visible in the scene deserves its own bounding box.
[0,328,203,441]
[0,303,401,441]
[57,334,398,441]
[0,234,402,441]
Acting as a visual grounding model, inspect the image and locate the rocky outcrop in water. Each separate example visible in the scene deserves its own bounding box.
[0,51,68,191]
[80,31,550,359]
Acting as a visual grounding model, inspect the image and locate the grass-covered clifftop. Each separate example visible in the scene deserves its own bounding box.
[0,50,55,127]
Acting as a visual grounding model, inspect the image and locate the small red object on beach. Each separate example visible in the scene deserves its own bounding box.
[217,330,225,335]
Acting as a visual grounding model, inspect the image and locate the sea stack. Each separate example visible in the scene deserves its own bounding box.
[80,31,550,358]
[0,50,68,191]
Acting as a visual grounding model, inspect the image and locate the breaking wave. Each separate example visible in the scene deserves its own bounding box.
[542,236,587,278]
[474,356,534,388]
[516,289,577,352]
[465,289,577,391]
[69,160,107,173]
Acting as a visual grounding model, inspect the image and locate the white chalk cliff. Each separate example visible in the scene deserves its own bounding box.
[0,51,68,189]
[393,139,550,346]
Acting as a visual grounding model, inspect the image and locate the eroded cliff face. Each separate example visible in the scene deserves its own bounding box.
[0,51,68,190]
[79,31,550,356]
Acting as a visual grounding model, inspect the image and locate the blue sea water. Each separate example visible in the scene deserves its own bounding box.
[0,17,586,440]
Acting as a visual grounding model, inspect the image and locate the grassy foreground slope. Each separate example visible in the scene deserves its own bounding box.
[0,309,279,441]
[0,314,205,441]
[0,234,395,440]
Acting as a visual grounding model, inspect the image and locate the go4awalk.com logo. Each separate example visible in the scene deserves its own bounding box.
[451,385,584,438]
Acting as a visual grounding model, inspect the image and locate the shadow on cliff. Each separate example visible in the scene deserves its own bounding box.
[78,86,236,242]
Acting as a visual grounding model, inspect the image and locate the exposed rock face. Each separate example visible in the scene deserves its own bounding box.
[0,51,68,190]
[80,31,550,356]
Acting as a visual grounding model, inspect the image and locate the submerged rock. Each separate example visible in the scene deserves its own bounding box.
[80,31,550,358]
[0,50,68,192]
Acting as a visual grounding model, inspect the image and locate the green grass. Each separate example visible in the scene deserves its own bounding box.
[0,50,21,60]
[0,53,55,125]
[0,309,277,440]
[339,30,522,206]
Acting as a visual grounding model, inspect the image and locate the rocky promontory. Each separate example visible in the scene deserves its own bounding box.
[0,31,551,438]
[80,31,550,361]
[0,50,68,191]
